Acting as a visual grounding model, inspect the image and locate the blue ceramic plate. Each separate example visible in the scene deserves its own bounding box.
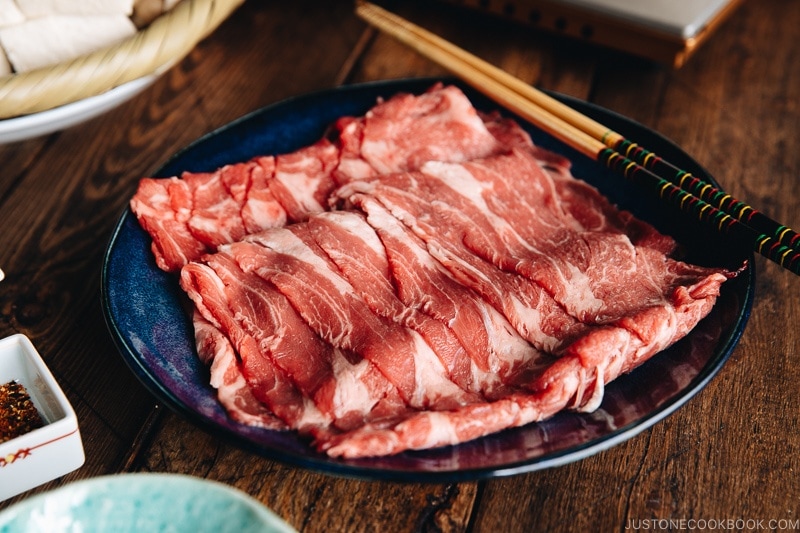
[0,474,295,532]
[101,78,754,482]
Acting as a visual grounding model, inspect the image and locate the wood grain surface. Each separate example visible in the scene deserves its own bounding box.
[1,1,798,531]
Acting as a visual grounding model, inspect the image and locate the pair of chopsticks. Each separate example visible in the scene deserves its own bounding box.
[355,1,800,276]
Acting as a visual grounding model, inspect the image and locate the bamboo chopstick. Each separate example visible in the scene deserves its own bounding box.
[355,1,800,275]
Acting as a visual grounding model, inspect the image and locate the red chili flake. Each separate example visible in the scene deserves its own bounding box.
[0,381,44,443]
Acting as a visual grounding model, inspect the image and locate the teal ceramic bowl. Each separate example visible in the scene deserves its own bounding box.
[0,474,295,533]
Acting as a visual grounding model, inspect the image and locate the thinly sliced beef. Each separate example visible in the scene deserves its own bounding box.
[344,181,731,360]
[130,177,210,272]
[192,310,286,430]
[263,140,340,221]
[183,250,410,433]
[338,205,552,391]
[340,182,588,353]
[181,260,330,435]
[337,148,726,328]
[316,269,727,458]
[131,84,521,272]
[305,211,483,396]
[132,156,287,272]
[340,153,602,319]
[226,228,479,411]
[132,84,738,458]
[182,146,733,457]
[306,210,547,399]
[333,83,505,183]
[287,262,725,458]
[188,233,729,458]
[479,110,536,153]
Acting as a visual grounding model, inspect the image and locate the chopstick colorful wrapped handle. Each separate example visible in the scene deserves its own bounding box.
[614,139,800,250]
[600,148,800,274]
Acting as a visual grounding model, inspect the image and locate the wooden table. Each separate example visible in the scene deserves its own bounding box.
[1,1,798,530]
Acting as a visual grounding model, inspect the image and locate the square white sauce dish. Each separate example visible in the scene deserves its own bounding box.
[0,334,84,501]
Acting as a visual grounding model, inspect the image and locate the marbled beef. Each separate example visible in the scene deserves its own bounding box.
[132,84,737,457]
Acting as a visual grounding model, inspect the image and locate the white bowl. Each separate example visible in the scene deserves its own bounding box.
[0,334,84,501]
[0,74,158,144]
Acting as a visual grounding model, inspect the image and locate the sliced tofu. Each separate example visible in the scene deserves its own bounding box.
[0,0,25,28]
[0,14,137,72]
[16,0,134,18]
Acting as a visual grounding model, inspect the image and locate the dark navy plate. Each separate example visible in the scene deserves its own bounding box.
[102,78,753,482]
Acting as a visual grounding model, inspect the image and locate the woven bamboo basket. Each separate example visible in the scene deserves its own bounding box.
[0,0,244,120]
